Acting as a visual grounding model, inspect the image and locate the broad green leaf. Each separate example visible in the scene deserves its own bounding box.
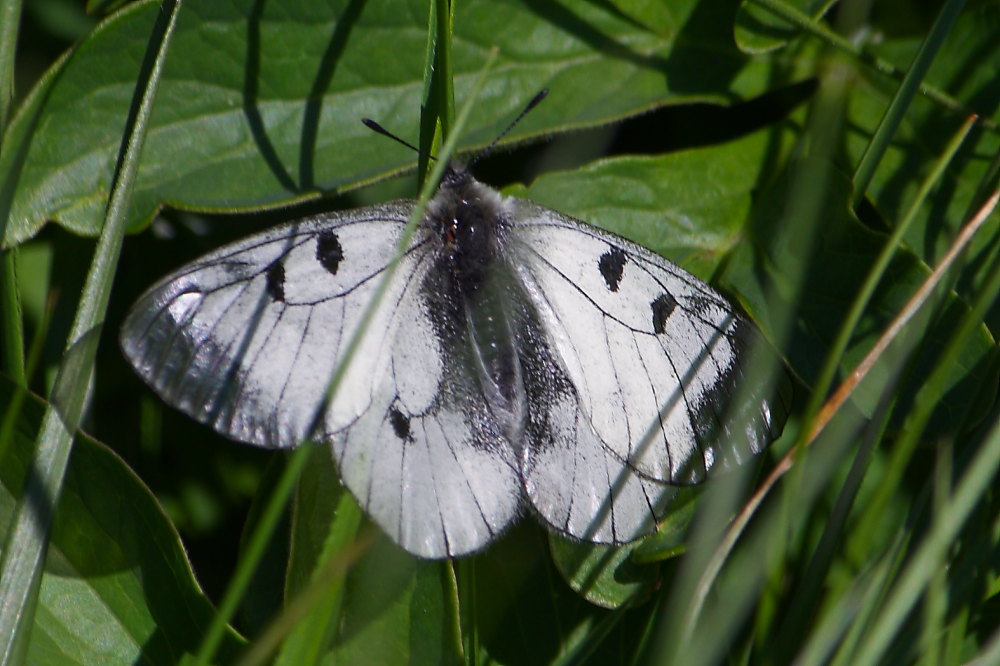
[0,376,244,665]
[547,538,660,610]
[546,484,698,609]
[633,486,702,562]
[734,0,838,54]
[330,537,459,665]
[2,0,787,249]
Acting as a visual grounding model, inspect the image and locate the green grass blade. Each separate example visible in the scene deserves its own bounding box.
[851,0,969,204]
[920,444,952,665]
[852,403,1000,664]
[769,119,978,655]
[0,0,21,131]
[773,387,895,661]
[0,0,25,384]
[0,286,51,472]
[791,560,888,666]
[415,0,455,185]
[259,18,458,656]
[967,624,1000,666]
[0,250,23,383]
[265,493,366,666]
[0,0,182,662]
[191,441,314,665]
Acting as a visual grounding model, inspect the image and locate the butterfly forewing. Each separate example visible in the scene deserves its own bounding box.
[121,203,424,449]
[509,199,787,488]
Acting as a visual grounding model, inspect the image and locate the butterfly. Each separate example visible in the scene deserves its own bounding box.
[120,101,791,559]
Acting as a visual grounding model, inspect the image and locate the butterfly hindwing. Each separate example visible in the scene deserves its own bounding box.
[514,313,678,543]
[329,261,522,558]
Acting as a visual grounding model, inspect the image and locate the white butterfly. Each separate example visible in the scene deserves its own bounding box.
[121,121,790,559]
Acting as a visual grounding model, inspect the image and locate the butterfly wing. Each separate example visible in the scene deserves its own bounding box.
[120,202,430,449]
[513,314,679,543]
[329,277,523,557]
[508,200,789,539]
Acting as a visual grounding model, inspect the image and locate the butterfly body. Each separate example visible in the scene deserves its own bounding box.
[122,163,789,558]
[425,166,527,443]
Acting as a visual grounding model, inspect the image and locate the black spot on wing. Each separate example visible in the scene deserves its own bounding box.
[389,404,412,442]
[650,293,678,334]
[266,261,285,302]
[316,230,345,275]
[598,247,627,292]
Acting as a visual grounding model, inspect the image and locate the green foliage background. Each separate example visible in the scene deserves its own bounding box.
[1,0,998,664]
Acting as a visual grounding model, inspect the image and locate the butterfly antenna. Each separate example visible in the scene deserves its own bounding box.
[365,89,547,167]
[469,89,548,169]
[362,118,436,162]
